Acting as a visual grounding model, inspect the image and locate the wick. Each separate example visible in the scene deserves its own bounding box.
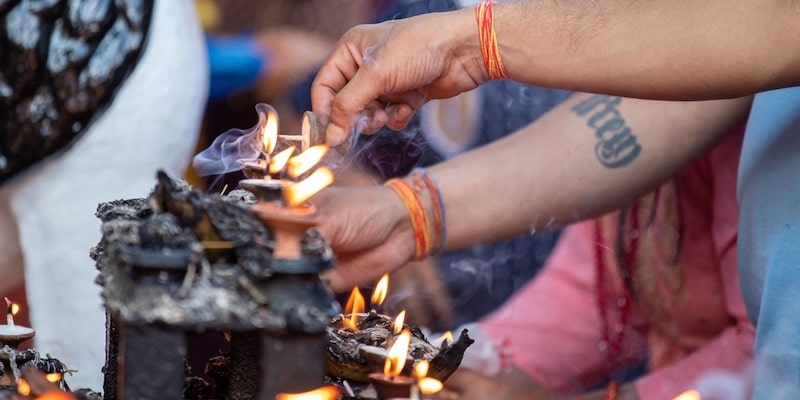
[4,297,13,326]
[220,184,229,196]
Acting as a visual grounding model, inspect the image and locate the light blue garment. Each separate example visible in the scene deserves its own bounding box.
[738,87,800,398]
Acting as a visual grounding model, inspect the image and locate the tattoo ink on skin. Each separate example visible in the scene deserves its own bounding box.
[571,95,641,168]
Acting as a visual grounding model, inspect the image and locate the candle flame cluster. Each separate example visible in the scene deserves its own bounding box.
[344,273,445,397]
[257,107,334,206]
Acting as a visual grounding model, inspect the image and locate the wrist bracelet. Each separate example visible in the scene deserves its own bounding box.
[475,0,508,80]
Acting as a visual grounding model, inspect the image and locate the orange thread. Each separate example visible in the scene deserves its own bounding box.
[385,178,431,260]
[412,169,445,254]
[475,0,508,80]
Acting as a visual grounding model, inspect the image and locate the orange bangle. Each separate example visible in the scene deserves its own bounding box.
[385,178,431,260]
[475,0,508,80]
[411,169,445,254]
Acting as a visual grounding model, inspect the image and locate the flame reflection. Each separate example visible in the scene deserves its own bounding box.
[413,360,429,379]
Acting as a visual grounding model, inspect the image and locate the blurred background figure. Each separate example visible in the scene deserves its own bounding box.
[0,0,207,390]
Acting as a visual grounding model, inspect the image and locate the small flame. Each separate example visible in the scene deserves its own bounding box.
[269,145,296,175]
[384,329,411,377]
[418,377,444,395]
[392,310,406,335]
[36,391,74,400]
[673,390,701,400]
[284,167,334,207]
[343,287,365,331]
[413,360,429,380]
[371,273,389,307]
[223,331,231,342]
[433,331,453,346]
[275,385,341,400]
[287,144,329,178]
[45,373,62,383]
[17,378,30,396]
[262,108,279,154]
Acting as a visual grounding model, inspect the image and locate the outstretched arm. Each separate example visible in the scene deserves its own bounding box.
[311,0,795,144]
[314,94,751,292]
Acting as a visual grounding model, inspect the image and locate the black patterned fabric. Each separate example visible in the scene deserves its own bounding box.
[0,0,154,184]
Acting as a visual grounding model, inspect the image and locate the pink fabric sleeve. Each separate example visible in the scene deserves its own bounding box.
[635,125,754,399]
[479,222,648,393]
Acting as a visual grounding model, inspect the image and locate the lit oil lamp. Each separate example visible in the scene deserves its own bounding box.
[368,330,416,400]
[0,297,34,349]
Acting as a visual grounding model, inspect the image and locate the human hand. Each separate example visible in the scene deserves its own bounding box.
[312,185,416,293]
[311,8,486,146]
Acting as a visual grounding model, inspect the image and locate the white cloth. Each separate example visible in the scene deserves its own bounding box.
[0,0,208,390]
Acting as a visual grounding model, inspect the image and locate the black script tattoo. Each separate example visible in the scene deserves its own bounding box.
[571,95,641,168]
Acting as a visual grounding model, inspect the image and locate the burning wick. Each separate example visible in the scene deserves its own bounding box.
[371,273,389,313]
[343,287,365,331]
[0,297,35,348]
[432,331,453,347]
[369,330,415,399]
[385,310,407,350]
[413,360,444,398]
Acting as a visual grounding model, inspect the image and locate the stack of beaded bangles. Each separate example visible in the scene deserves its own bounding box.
[475,0,508,80]
[384,168,447,260]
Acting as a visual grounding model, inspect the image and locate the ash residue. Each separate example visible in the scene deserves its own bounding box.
[92,171,336,332]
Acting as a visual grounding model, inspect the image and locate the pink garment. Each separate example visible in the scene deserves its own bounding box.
[479,126,754,399]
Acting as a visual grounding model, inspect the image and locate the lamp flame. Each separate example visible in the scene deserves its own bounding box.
[673,390,701,400]
[35,391,74,400]
[262,108,278,154]
[287,144,329,178]
[371,273,389,307]
[269,145,296,175]
[392,310,406,335]
[275,385,341,400]
[413,360,429,380]
[17,378,30,396]
[418,377,444,395]
[433,331,453,347]
[284,167,334,207]
[45,373,62,383]
[343,287,365,331]
[384,329,411,377]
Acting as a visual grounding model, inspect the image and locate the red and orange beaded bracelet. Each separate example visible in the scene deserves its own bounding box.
[475,0,508,80]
